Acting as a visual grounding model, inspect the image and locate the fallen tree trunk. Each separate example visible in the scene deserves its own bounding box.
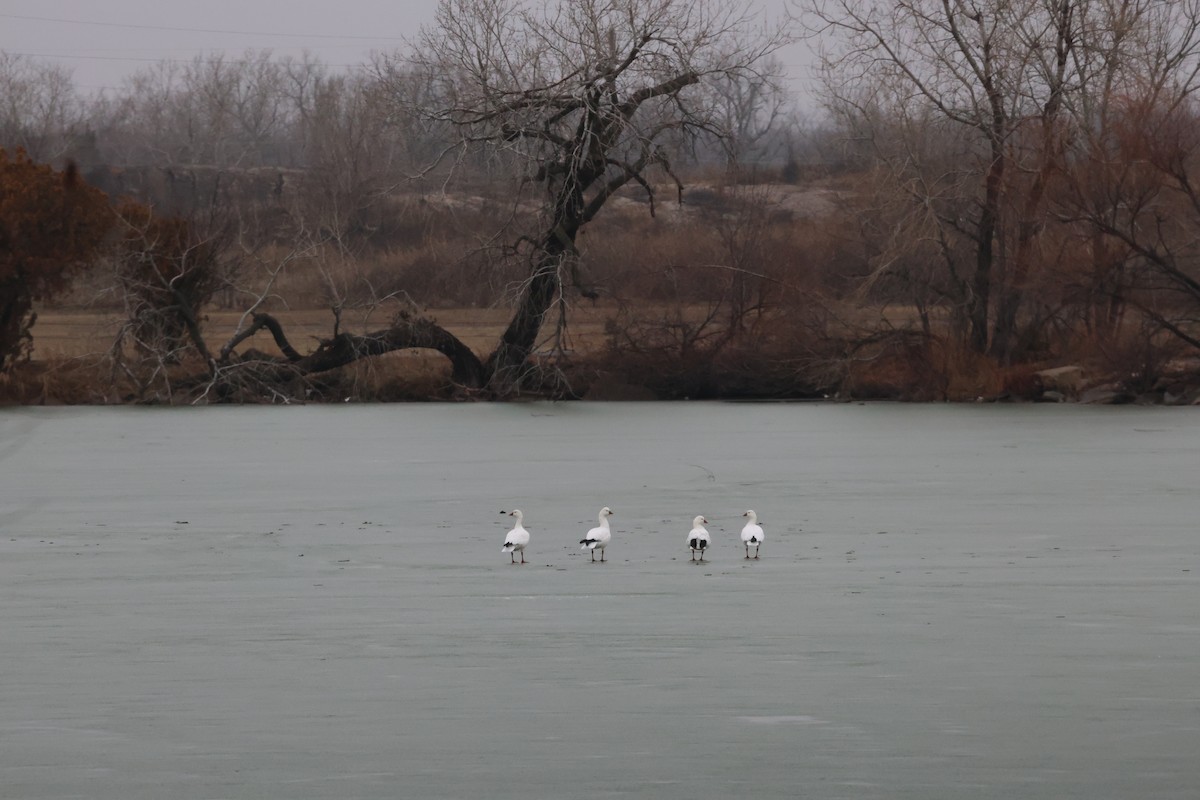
[218,311,487,393]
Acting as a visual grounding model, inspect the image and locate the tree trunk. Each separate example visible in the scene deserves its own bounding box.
[991,0,1072,363]
[221,312,487,391]
[297,321,487,387]
[969,181,999,354]
[483,154,593,386]
[0,279,34,373]
[991,218,1026,361]
[484,242,567,382]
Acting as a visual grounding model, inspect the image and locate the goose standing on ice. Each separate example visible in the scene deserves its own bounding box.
[500,509,530,564]
[687,516,710,561]
[741,510,764,559]
[579,507,613,562]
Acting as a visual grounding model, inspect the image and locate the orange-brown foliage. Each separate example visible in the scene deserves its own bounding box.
[0,148,114,370]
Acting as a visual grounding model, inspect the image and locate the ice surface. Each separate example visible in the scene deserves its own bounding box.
[1,403,1197,799]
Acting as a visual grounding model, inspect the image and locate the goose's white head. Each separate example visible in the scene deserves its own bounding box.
[599,507,613,520]
[693,515,708,527]
[504,509,524,523]
[743,510,758,523]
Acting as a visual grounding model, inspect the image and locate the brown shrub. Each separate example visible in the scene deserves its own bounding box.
[938,342,1014,401]
[307,352,458,402]
[593,295,841,399]
[0,357,123,405]
[1000,366,1040,400]
[830,330,946,400]
[1079,321,1185,394]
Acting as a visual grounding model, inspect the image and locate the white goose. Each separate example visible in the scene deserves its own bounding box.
[687,515,710,561]
[500,509,530,564]
[579,506,613,562]
[741,510,764,559]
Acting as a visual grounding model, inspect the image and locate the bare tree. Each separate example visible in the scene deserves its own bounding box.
[0,53,86,162]
[804,0,1200,362]
[704,55,792,168]
[293,72,405,241]
[98,52,289,168]
[1051,2,1200,353]
[357,0,790,392]
[803,0,1081,356]
[1057,98,1200,351]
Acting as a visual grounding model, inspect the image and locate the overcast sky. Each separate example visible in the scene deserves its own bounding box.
[0,0,816,102]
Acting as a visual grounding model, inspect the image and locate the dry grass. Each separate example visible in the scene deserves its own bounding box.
[28,304,626,364]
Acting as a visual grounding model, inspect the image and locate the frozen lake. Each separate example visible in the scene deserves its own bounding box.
[1,402,1197,799]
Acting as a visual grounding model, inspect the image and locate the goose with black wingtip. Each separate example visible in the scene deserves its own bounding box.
[687,515,710,561]
[500,509,530,564]
[741,510,764,559]
[579,506,613,562]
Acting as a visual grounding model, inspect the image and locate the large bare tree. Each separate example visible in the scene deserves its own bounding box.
[356,0,790,391]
